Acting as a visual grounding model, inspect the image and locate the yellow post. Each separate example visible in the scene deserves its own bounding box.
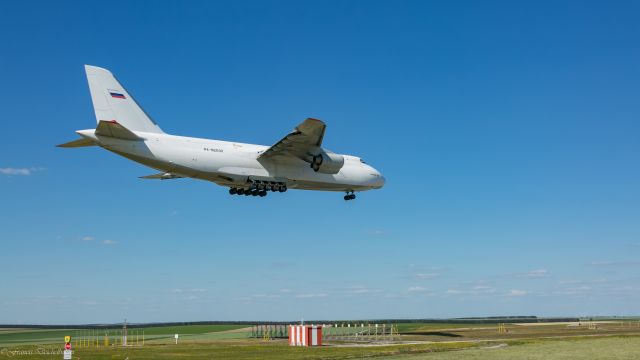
[497,323,507,333]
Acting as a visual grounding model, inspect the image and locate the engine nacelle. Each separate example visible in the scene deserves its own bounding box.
[312,150,344,174]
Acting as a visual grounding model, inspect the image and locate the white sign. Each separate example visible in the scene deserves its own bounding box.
[63,349,72,360]
[174,333,179,344]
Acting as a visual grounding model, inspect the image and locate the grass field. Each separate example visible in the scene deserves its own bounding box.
[0,325,249,347]
[385,336,640,359]
[1,322,639,359]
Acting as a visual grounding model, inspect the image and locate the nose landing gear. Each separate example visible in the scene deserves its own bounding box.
[344,191,356,201]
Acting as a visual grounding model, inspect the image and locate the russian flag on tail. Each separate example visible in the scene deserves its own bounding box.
[110,91,126,99]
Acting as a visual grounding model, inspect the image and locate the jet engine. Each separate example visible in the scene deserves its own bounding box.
[310,149,344,174]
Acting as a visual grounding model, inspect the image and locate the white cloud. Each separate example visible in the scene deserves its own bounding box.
[523,269,548,278]
[445,286,496,297]
[345,285,382,294]
[558,278,608,285]
[295,293,328,299]
[102,239,117,245]
[0,167,44,176]
[506,289,527,297]
[171,288,207,294]
[408,286,427,292]
[415,273,439,280]
[472,285,495,293]
[81,236,94,241]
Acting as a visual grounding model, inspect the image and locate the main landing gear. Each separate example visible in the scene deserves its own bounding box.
[344,191,356,201]
[228,180,287,198]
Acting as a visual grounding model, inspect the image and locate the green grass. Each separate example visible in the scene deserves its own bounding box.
[0,329,77,346]
[384,336,640,359]
[10,337,639,360]
[134,324,247,335]
[0,325,249,347]
[0,340,481,360]
[2,324,640,359]
[395,323,486,333]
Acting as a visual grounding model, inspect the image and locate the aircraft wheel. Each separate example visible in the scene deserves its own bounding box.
[349,194,356,200]
[251,190,259,196]
[229,188,237,195]
[237,189,245,195]
[244,190,252,196]
[344,195,350,201]
[259,190,267,197]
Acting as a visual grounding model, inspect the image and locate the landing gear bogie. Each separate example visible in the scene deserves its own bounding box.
[228,180,287,198]
[344,191,356,201]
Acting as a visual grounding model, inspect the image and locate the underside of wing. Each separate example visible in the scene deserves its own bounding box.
[258,118,326,162]
[139,172,183,180]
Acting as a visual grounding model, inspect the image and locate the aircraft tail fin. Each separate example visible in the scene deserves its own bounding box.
[84,65,164,134]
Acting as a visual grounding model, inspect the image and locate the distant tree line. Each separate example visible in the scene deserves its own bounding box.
[0,316,582,329]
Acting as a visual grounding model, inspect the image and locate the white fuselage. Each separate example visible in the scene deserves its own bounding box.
[78,129,386,192]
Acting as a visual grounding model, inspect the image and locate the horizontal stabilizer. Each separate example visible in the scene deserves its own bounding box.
[56,137,97,148]
[95,120,141,140]
[139,172,183,180]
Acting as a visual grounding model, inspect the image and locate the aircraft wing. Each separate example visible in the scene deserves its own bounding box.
[139,172,183,180]
[258,118,326,161]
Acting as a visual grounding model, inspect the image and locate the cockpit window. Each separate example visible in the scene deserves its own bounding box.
[360,159,366,164]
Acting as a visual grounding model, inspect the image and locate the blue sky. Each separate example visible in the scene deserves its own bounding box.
[1,1,639,324]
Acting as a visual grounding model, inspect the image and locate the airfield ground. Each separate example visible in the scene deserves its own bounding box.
[1,322,639,359]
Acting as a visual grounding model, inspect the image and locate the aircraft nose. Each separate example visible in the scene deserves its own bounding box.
[370,170,385,189]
